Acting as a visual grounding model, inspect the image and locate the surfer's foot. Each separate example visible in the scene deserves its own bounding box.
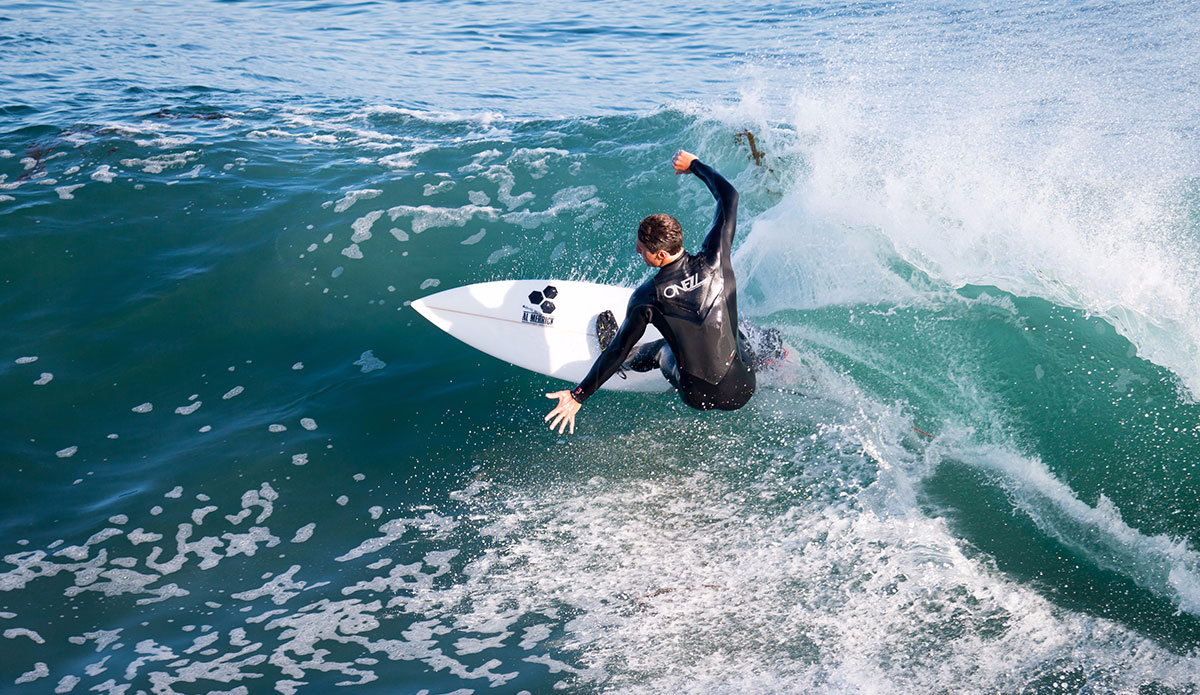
[596,310,619,351]
[623,340,665,373]
[749,326,787,370]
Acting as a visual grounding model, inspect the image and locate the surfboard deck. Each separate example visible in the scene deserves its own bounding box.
[411,279,796,392]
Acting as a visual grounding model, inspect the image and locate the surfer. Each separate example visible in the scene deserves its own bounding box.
[545,150,755,433]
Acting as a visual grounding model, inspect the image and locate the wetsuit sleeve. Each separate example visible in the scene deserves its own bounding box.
[691,159,739,267]
[570,301,651,403]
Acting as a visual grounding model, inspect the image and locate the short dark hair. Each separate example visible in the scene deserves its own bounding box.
[637,214,683,255]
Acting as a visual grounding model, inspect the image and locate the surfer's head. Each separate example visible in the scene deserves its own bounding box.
[636,214,683,267]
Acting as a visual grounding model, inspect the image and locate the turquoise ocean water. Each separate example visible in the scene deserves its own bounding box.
[4,1,1200,692]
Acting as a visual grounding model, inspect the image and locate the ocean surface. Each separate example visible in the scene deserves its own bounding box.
[3,0,1200,692]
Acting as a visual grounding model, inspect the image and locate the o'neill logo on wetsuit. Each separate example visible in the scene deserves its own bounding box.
[662,273,708,298]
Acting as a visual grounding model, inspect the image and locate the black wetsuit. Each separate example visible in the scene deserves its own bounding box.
[570,160,755,411]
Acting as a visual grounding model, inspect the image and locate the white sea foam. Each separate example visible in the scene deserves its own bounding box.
[4,627,45,643]
[458,148,503,173]
[478,164,535,209]
[291,524,315,543]
[507,147,570,180]
[6,438,1196,694]
[119,151,197,174]
[386,203,498,234]
[377,144,435,170]
[333,189,381,213]
[501,184,604,231]
[90,165,116,183]
[135,134,196,148]
[298,134,338,145]
[486,246,519,264]
[354,351,385,373]
[355,105,505,125]
[423,180,455,196]
[55,184,84,200]
[350,209,382,242]
[15,662,48,684]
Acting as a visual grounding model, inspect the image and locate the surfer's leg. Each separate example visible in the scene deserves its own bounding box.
[624,339,666,373]
[714,356,756,409]
[657,344,682,390]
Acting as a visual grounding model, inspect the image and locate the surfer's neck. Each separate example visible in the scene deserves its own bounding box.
[653,250,684,268]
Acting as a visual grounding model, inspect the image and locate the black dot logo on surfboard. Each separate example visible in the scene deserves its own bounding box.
[527,285,557,314]
[522,285,558,326]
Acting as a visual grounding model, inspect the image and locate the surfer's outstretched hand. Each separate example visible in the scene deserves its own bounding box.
[673,149,697,175]
[544,391,581,434]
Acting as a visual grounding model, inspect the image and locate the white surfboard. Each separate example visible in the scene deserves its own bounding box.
[411,278,800,393]
[411,279,670,392]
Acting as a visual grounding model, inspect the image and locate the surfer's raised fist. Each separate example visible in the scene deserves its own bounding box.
[673,149,697,175]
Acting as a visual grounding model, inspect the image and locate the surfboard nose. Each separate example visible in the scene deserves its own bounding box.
[410,296,453,332]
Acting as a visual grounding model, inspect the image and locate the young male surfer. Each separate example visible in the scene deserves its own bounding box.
[544,150,755,433]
